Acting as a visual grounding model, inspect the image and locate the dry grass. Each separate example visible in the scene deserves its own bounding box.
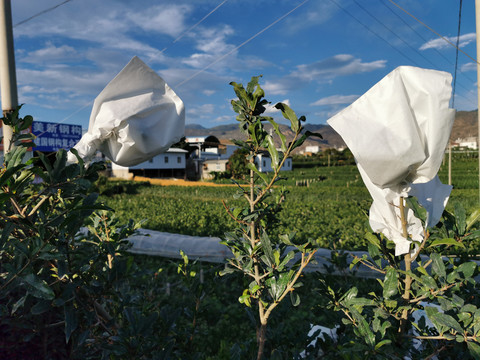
[132,176,236,187]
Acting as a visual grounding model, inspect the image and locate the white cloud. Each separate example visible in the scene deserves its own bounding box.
[420,33,476,51]
[264,55,386,95]
[203,89,215,96]
[310,94,359,106]
[182,25,236,70]
[213,115,232,123]
[264,99,291,114]
[294,54,386,79]
[22,43,78,63]
[461,62,476,72]
[283,1,339,33]
[128,4,191,37]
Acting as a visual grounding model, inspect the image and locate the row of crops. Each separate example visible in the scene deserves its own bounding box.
[101,155,480,253]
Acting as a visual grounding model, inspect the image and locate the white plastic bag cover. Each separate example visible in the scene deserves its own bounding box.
[327,66,455,255]
[67,56,185,167]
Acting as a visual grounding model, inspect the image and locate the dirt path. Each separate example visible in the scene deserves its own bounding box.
[133,176,237,187]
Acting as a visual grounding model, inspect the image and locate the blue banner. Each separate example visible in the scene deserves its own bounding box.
[32,121,82,152]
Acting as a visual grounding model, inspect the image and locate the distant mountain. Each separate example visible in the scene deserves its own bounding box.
[186,124,206,130]
[451,110,477,141]
[185,122,344,151]
[185,111,478,152]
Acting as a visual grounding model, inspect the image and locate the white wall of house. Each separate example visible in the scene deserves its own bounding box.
[111,148,187,178]
[305,145,321,153]
[201,159,229,179]
[457,137,478,149]
[255,154,292,173]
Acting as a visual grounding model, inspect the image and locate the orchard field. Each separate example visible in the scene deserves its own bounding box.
[101,152,480,253]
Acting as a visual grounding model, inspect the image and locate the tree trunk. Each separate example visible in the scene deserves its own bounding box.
[256,322,267,360]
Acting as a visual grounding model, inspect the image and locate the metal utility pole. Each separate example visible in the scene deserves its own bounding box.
[477,0,480,202]
[448,143,452,186]
[0,0,17,154]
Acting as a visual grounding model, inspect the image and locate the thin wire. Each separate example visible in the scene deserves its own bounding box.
[175,0,310,88]
[35,102,92,138]
[387,0,478,65]
[51,0,229,127]
[353,0,438,69]
[161,0,228,53]
[380,0,476,85]
[14,0,74,28]
[452,0,463,109]
[328,0,421,67]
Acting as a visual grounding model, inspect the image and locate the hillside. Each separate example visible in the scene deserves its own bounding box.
[186,110,478,152]
[451,110,477,141]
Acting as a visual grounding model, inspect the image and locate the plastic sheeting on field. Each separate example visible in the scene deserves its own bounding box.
[67,56,185,167]
[127,229,382,278]
[328,66,455,256]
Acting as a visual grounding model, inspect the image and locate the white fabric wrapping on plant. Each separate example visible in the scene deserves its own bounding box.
[67,56,185,167]
[327,66,455,256]
[126,229,381,278]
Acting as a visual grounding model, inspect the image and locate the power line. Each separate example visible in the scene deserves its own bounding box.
[53,0,229,127]
[386,0,478,65]
[175,0,310,88]
[379,0,476,84]
[328,0,421,67]
[13,0,74,28]
[353,0,439,69]
[452,0,463,108]
[161,0,228,54]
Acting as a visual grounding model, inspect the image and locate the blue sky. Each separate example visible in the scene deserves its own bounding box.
[9,0,478,130]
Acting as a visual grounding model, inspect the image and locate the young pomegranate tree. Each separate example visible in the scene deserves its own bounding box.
[220,76,320,359]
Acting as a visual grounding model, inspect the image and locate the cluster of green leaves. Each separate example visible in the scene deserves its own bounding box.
[324,198,480,359]
[219,75,321,359]
[0,108,140,359]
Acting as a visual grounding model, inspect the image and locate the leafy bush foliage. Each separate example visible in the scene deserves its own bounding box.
[0,108,139,359]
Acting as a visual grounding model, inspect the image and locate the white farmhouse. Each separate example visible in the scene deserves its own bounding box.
[455,137,478,150]
[305,145,321,154]
[255,152,293,173]
[111,148,188,179]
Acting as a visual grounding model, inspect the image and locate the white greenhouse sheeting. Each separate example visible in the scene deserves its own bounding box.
[127,229,381,278]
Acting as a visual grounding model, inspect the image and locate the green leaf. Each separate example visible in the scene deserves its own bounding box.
[279,234,293,246]
[261,231,274,266]
[350,307,375,347]
[11,295,27,314]
[367,243,382,268]
[31,300,52,315]
[65,305,78,343]
[23,274,55,300]
[383,268,398,299]
[425,306,445,334]
[266,135,279,170]
[230,82,248,107]
[374,339,392,351]
[274,102,299,132]
[468,341,480,360]
[455,203,467,235]
[276,273,290,299]
[290,291,300,307]
[278,250,295,270]
[457,262,476,279]
[246,76,260,93]
[431,253,446,278]
[428,238,465,249]
[267,118,287,152]
[246,162,268,184]
[466,208,480,231]
[406,196,427,224]
[434,313,463,333]
[365,232,381,248]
